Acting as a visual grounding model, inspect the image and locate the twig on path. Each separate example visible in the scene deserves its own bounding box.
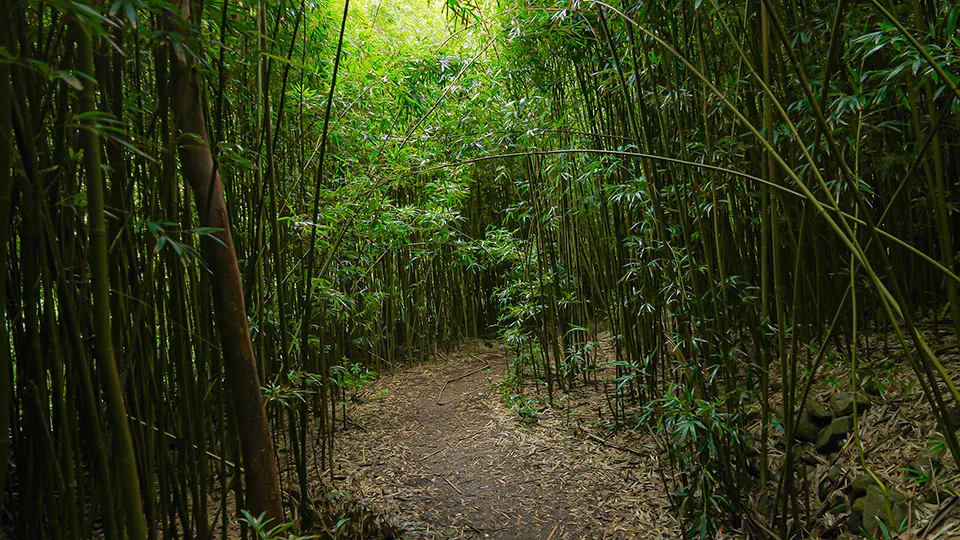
[547,523,560,540]
[443,476,463,495]
[436,363,492,405]
[457,431,482,444]
[346,419,367,431]
[447,363,493,384]
[419,444,449,462]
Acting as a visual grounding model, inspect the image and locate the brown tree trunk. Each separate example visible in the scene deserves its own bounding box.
[169,0,284,525]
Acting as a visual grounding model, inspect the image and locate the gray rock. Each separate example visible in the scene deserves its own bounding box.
[797,443,819,465]
[816,415,854,453]
[829,392,872,417]
[937,404,960,433]
[947,404,960,429]
[849,512,862,534]
[806,399,832,421]
[852,474,880,496]
[796,412,823,442]
[861,484,910,536]
[783,400,832,442]
[850,496,866,534]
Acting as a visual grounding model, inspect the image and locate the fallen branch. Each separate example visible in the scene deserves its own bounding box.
[443,476,463,495]
[436,381,449,405]
[420,444,449,462]
[436,363,491,404]
[447,363,493,384]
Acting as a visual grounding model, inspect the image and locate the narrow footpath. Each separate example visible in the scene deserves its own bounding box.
[333,344,679,539]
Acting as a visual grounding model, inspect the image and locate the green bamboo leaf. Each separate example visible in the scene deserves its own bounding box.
[259,52,307,70]
[56,70,83,90]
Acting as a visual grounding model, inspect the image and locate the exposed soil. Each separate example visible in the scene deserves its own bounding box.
[333,343,680,539]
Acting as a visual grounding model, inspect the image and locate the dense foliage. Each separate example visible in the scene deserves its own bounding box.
[1,0,959,537]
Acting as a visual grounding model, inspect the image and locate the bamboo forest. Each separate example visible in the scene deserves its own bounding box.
[4,0,960,537]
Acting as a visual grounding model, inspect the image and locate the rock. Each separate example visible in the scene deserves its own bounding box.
[797,443,819,465]
[949,404,960,429]
[906,457,942,480]
[849,496,867,534]
[937,404,960,433]
[829,392,872,417]
[806,400,832,421]
[816,415,854,453]
[861,484,910,536]
[796,411,825,442]
[849,512,862,534]
[782,400,832,442]
[852,474,880,496]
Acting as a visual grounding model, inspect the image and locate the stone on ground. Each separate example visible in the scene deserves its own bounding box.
[860,485,910,537]
[815,415,854,453]
[829,392,871,417]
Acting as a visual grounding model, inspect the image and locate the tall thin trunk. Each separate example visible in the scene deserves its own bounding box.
[72,18,148,540]
[0,0,13,501]
[169,0,284,525]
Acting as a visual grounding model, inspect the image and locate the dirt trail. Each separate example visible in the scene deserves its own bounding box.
[334,344,679,539]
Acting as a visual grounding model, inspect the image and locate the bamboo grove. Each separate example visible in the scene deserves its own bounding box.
[1,0,503,537]
[2,0,960,538]
[481,0,960,535]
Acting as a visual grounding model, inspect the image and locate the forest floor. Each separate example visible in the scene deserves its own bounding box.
[312,330,960,539]
[332,342,680,539]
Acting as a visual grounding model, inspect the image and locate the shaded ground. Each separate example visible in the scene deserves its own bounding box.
[334,343,680,539]
[756,329,960,538]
